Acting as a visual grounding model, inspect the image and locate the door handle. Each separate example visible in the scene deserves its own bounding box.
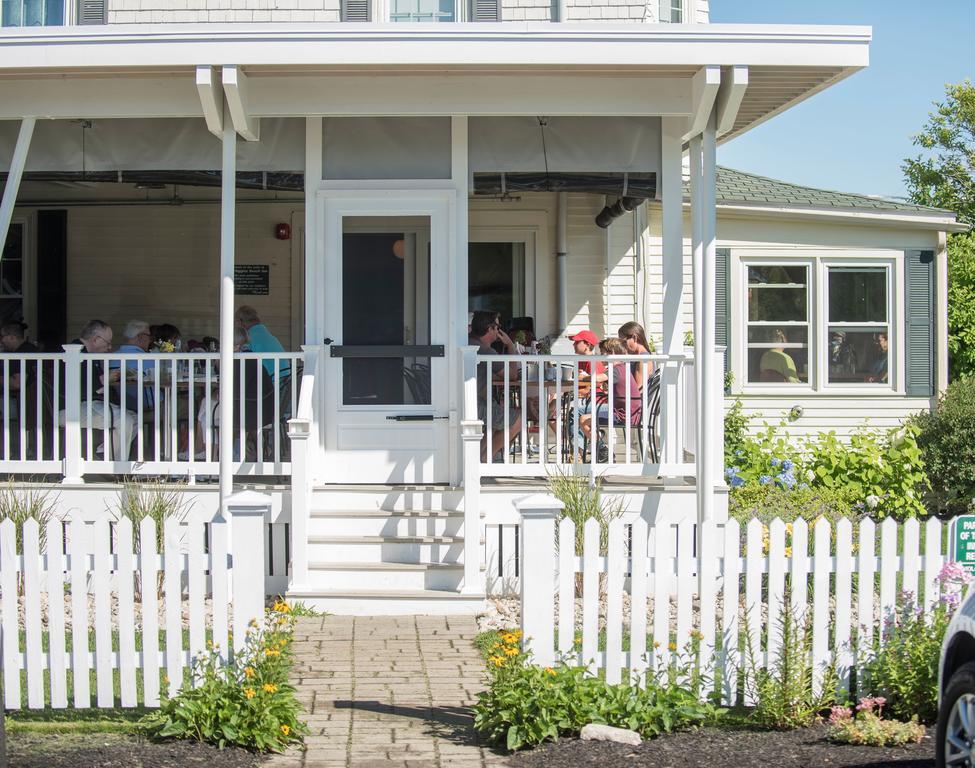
[323,337,334,345]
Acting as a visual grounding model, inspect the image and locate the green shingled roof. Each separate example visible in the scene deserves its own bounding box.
[699,166,953,215]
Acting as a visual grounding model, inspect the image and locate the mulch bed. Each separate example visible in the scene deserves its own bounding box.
[507,724,935,768]
[6,733,268,768]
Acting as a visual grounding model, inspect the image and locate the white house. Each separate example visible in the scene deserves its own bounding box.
[0,2,958,614]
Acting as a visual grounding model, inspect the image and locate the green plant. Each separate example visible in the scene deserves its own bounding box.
[473,631,721,750]
[913,375,975,513]
[112,480,192,552]
[745,605,838,729]
[269,596,323,618]
[0,482,58,551]
[548,467,623,556]
[728,484,861,526]
[826,697,925,747]
[141,600,306,752]
[723,399,749,469]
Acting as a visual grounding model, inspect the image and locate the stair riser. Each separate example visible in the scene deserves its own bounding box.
[311,490,463,512]
[307,568,464,591]
[308,516,464,538]
[284,593,484,616]
[307,541,464,564]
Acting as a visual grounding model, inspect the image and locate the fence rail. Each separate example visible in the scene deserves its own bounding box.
[0,505,270,710]
[518,506,951,703]
[472,353,695,478]
[0,348,302,479]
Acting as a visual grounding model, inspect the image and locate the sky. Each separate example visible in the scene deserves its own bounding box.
[710,0,974,201]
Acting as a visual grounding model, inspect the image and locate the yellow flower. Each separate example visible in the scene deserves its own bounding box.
[278,639,287,649]
[277,617,288,626]
[280,724,291,736]
[504,647,519,657]
[163,675,170,685]
[249,618,259,628]
[489,655,505,667]
[653,641,661,649]
[263,683,278,693]
[244,667,255,679]
[265,648,281,657]
[544,667,556,676]
[668,642,677,652]
[245,687,256,699]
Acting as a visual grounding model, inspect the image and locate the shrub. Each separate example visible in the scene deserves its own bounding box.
[729,484,860,526]
[0,482,58,551]
[745,605,838,730]
[859,563,972,723]
[473,630,721,750]
[141,600,307,752]
[548,467,623,556]
[826,697,925,747]
[112,479,191,552]
[913,375,975,513]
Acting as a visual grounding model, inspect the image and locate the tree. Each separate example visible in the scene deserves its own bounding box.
[904,81,975,379]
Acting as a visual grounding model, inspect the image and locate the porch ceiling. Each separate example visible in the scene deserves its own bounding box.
[0,23,870,139]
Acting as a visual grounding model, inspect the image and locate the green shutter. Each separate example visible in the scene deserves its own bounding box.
[715,247,731,388]
[471,0,500,21]
[905,249,935,397]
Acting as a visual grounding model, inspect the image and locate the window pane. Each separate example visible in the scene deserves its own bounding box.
[468,242,526,325]
[747,327,808,384]
[344,357,432,405]
[2,0,22,26]
[748,265,807,286]
[390,0,454,21]
[43,0,62,23]
[748,265,807,322]
[828,327,889,384]
[23,0,42,24]
[828,268,887,323]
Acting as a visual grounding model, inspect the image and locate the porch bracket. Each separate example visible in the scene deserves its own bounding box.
[682,65,720,143]
[222,66,260,142]
[714,65,749,138]
[195,65,223,137]
[0,117,35,262]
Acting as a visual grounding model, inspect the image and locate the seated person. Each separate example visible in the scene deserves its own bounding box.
[618,321,654,391]
[866,331,888,383]
[469,309,521,462]
[198,326,275,461]
[569,330,607,389]
[112,319,156,410]
[828,330,858,382]
[235,305,290,380]
[759,329,800,383]
[578,337,642,460]
[0,321,39,393]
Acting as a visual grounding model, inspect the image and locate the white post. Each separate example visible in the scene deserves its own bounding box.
[517,494,562,668]
[228,490,269,654]
[659,117,684,470]
[698,113,718,523]
[0,118,35,262]
[451,116,470,487]
[461,345,483,594]
[286,345,314,591]
[690,133,704,490]
[304,117,323,346]
[61,343,84,484]
[219,106,237,509]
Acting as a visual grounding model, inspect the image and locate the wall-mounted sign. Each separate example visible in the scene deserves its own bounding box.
[234,264,270,295]
[952,515,975,573]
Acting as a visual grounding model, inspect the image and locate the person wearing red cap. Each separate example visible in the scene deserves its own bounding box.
[569,330,607,385]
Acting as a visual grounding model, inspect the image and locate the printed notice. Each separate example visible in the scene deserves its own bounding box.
[234,264,270,295]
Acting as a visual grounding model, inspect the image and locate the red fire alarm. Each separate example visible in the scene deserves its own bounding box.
[275,222,291,240]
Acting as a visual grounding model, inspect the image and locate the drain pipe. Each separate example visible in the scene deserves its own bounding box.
[556,191,568,333]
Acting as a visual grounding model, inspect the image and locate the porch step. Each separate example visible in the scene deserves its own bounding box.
[309,534,466,545]
[307,533,473,563]
[308,560,470,591]
[310,486,463,512]
[285,588,486,616]
[308,509,468,537]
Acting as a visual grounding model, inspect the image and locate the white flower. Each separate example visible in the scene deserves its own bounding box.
[865,494,880,510]
[805,469,815,483]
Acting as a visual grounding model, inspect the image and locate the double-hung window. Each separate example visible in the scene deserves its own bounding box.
[658,0,683,22]
[736,255,897,392]
[2,0,64,26]
[390,0,454,21]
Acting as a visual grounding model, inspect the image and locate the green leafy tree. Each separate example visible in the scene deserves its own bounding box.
[904,81,975,379]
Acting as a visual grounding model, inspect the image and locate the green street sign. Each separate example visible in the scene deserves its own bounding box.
[953,515,975,573]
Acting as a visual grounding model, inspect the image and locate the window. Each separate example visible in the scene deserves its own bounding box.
[0,224,24,328]
[468,242,526,324]
[2,0,64,26]
[746,264,809,385]
[658,0,682,22]
[827,267,889,385]
[390,0,454,21]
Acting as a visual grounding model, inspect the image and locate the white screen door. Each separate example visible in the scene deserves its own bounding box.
[320,192,451,483]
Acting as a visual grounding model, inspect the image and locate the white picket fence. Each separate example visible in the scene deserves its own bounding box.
[518,504,951,704]
[0,498,270,710]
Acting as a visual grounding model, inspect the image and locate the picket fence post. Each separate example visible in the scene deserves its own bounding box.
[517,494,562,668]
[61,344,84,483]
[228,491,270,656]
[461,345,483,595]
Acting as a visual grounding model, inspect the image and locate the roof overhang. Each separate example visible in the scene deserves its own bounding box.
[0,22,870,140]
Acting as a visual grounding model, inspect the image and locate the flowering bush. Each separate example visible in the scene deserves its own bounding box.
[142,601,307,751]
[859,563,972,723]
[473,630,721,750]
[826,697,925,747]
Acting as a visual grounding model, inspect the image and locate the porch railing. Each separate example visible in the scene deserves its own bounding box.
[0,347,302,480]
[466,351,696,478]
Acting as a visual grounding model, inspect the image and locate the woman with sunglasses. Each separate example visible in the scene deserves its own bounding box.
[617,321,653,391]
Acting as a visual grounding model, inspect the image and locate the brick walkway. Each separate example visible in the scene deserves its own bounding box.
[266,615,510,768]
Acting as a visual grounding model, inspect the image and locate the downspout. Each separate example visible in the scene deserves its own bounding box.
[556,191,568,333]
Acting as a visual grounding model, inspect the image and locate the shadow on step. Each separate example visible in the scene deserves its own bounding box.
[333,699,493,748]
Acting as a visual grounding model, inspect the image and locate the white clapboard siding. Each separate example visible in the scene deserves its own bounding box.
[517,514,953,706]
[565,193,608,336]
[0,509,248,711]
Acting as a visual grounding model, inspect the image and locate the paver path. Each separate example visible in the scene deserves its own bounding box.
[266,615,510,768]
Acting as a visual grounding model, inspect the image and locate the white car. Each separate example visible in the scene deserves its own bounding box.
[939,589,975,767]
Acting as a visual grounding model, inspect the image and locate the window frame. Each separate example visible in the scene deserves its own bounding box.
[732,251,903,396]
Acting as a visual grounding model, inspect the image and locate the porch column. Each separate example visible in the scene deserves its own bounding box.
[658,117,685,470]
[219,106,237,508]
[0,118,34,263]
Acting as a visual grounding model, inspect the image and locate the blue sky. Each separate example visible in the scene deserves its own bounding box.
[711,0,974,200]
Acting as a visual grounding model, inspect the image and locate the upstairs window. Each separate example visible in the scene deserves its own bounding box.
[2,0,64,26]
[658,0,682,22]
[390,0,454,20]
